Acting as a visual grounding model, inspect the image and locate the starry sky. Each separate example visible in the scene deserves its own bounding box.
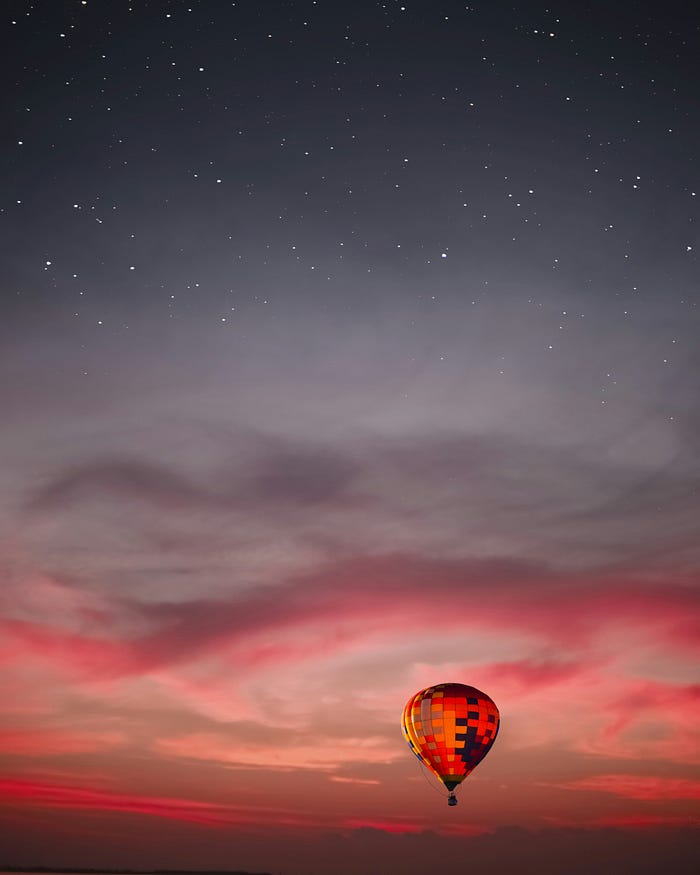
[1,1,699,873]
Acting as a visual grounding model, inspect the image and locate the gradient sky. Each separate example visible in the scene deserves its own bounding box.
[1,1,699,873]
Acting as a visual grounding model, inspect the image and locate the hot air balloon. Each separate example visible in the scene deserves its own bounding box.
[402,682,499,806]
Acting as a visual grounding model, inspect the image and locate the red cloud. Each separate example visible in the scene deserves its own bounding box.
[601,680,700,740]
[330,776,381,786]
[1,554,697,782]
[3,556,698,684]
[0,618,136,679]
[0,729,125,756]
[1,778,452,836]
[0,778,238,827]
[156,730,399,771]
[0,778,339,831]
[340,817,424,834]
[563,774,700,801]
[473,658,592,692]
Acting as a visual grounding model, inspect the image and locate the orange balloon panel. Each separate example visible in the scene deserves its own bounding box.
[402,683,500,791]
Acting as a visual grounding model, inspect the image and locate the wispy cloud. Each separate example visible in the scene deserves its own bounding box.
[0,729,126,757]
[557,774,700,801]
[0,778,332,830]
[156,731,399,771]
[3,428,699,839]
[21,426,700,573]
[3,555,697,686]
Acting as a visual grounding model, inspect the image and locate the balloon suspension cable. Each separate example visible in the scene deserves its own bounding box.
[419,763,461,805]
[419,762,448,797]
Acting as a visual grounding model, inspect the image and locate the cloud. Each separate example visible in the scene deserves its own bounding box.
[25,439,362,515]
[329,776,381,786]
[600,680,700,740]
[572,680,700,763]
[20,425,700,575]
[470,658,594,692]
[4,457,700,793]
[241,437,363,505]
[156,730,399,772]
[0,777,328,829]
[559,774,700,801]
[26,460,212,512]
[0,728,126,756]
[339,817,426,834]
[3,553,698,688]
[0,617,136,679]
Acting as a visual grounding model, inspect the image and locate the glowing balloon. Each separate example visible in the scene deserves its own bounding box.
[402,682,500,806]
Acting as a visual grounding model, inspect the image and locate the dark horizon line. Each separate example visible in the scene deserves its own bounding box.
[1,869,272,875]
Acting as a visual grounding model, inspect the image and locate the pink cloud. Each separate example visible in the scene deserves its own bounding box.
[572,679,700,763]
[600,680,700,740]
[0,777,453,837]
[0,778,342,831]
[156,730,400,771]
[0,618,136,679]
[330,776,381,786]
[0,729,126,756]
[561,774,700,801]
[479,658,590,691]
[1,554,697,808]
[0,778,244,827]
[3,557,698,686]
[408,657,699,766]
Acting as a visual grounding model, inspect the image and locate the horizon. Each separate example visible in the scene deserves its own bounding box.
[2,824,699,874]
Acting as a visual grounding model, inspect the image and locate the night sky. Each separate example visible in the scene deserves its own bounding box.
[1,1,699,873]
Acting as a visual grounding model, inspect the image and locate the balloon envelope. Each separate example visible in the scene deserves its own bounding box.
[402,682,499,791]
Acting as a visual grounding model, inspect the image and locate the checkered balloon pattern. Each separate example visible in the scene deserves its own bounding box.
[402,683,500,791]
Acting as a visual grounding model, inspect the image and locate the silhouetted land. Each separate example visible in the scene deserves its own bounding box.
[2,869,271,875]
